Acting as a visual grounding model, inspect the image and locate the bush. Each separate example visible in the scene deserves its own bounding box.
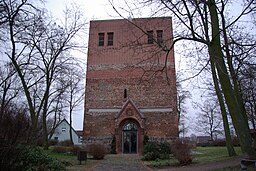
[159,141,172,159]
[52,145,81,155]
[143,141,171,161]
[171,140,192,165]
[52,146,69,153]
[143,134,149,145]
[88,143,106,160]
[58,140,73,146]
[71,145,81,155]
[143,142,160,160]
[110,135,117,154]
[49,139,59,146]
[213,140,226,146]
[0,145,65,171]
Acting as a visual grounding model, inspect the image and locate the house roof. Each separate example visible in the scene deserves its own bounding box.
[76,130,84,136]
[56,118,81,137]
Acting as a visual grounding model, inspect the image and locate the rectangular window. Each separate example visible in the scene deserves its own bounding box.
[147,30,154,44]
[157,30,163,44]
[98,33,104,46]
[107,32,114,46]
[62,128,66,132]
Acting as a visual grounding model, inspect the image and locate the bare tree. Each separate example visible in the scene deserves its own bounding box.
[110,0,256,158]
[240,65,256,129]
[176,73,191,137]
[1,0,86,147]
[195,99,223,141]
[62,62,85,145]
[0,62,20,115]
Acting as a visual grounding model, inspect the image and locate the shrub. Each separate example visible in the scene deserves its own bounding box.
[143,141,171,161]
[58,140,73,146]
[171,140,192,165]
[110,135,117,154]
[143,142,160,161]
[159,141,171,159]
[71,145,81,155]
[88,143,106,160]
[49,139,59,146]
[213,140,226,146]
[143,134,149,145]
[1,145,65,171]
[52,146,68,153]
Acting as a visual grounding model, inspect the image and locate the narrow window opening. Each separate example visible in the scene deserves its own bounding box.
[98,33,104,46]
[107,32,114,46]
[147,30,154,44]
[124,89,127,98]
[157,30,163,44]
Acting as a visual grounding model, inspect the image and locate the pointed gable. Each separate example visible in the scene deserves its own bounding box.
[115,98,145,119]
[115,98,145,129]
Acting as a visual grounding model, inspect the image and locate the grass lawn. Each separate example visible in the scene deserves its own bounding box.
[144,146,243,168]
[42,148,98,171]
[193,146,242,164]
[215,166,255,171]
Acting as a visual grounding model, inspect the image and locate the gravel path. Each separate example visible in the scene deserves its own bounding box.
[86,154,152,171]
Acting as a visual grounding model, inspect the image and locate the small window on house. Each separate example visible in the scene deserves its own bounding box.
[62,127,66,132]
[54,137,58,140]
[147,30,154,44]
[98,33,104,46]
[157,30,163,44]
[107,32,114,46]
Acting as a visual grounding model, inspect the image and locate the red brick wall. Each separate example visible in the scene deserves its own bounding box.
[84,17,178,152]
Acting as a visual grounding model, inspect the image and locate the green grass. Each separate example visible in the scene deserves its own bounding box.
[145,158,179,168]
[144,146,243,168]
[42,148,98,171]
[215,166,255,171]
[193,147,242,164]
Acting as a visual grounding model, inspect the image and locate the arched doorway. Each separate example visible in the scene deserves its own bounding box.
[122,122,137,153]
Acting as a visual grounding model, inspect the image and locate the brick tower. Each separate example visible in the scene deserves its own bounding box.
[84,17,178,154]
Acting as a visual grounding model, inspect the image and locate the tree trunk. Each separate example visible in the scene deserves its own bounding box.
[69,107,74,145]
[208,0,255,158]
[210,57,236,156]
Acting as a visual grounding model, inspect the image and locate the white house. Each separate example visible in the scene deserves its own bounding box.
[50,119,83,145]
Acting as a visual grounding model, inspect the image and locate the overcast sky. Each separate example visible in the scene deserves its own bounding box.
[44,0,192,132]
[44,1,254,136]
[45,0,123,130]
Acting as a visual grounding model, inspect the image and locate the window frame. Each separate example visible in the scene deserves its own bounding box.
[156,30,163,44]
[107,32,114,46]
[147,30,154,44]
[98,32,105,46]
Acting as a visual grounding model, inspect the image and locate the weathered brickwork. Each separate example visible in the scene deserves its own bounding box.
[84,17,178,154]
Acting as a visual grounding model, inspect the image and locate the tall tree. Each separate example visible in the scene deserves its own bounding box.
[1,0,86,146]
[63,62,84,145]
[111,0,256,158]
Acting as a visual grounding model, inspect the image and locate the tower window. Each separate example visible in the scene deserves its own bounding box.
[147,30,154,44]
[107,32,114,46]
[124,89,127,98]
[98,33,104,46]
[157,30,163,44]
